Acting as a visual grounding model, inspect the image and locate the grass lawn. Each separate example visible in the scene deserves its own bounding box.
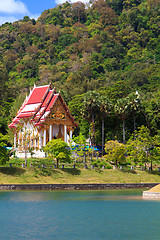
[0,166,160,184]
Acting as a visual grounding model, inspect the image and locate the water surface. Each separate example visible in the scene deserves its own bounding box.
[0,190,160,240]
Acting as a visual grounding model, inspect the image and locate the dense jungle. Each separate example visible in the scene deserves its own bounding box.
[0,0,160,150]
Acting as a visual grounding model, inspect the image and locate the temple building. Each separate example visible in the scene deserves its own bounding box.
[9,84,77,158]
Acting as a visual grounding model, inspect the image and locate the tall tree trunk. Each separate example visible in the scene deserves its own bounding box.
[56,158,59,168]
[89,125,91,146]
[123,119,125,144]
[102,116,104,156]
[133,116,136,140]
[91,113,95,158]
[150,160,153,171]
[92,113,94,124]
[145,162,146,170]
[84,152,86,163]
[116,159,118,167]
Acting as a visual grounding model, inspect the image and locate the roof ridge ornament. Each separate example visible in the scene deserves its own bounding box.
[53,87,57,94]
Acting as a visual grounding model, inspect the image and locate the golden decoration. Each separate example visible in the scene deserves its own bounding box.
[52,107,65,119]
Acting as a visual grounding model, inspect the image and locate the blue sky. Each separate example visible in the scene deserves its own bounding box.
[0,0,64,25]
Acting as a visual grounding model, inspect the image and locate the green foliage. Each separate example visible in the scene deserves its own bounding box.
[105,140,126,166]
[43,139,71,168]
[126,125,159,167]
[72,133,87,157]
[143,91,160,135]
[0,133,9,165]
[92,159,112,168]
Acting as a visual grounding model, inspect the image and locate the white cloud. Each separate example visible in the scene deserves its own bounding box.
[29,13,40,21]
[0,0,29,14]
[0,16,18,25]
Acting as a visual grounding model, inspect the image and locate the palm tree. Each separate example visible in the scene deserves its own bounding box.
[114,97,129,144]
[99,95,112,155]
[127,91,141,139]
[82,91,100,147]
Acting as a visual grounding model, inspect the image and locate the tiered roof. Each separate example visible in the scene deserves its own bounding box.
[9,84,76,129]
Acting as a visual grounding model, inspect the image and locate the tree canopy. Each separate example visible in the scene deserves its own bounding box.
[0,133,9,165]
[0,0,160,149]
[43,139,71,168]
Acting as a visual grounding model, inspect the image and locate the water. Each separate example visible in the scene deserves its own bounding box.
[0,190,160,240]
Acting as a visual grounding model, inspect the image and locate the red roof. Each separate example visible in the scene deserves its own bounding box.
[8,122,17,128]
[27,85,50,104]
[46,94,58,111]
[42,91,52,107]
[9,84,77,128]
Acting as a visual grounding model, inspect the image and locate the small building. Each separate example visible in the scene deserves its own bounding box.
[9,84,77,158]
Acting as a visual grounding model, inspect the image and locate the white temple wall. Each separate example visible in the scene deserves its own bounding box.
[15,120,73,157]
[16,150,46,158]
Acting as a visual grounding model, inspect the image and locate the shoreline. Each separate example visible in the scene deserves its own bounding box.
[143,191,160,199]
[0,183,158,191]
[143,184,160,199]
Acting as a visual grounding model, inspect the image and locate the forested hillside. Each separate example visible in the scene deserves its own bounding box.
[0,0,160,145]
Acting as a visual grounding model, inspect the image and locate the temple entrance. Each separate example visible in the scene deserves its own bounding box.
[46,129,49,144]
[57,124,63,140]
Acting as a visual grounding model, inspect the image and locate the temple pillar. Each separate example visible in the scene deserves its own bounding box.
[18,130,21,150]
[70,130,72,140]
[22,134,23,150]
[64,125,67,143]
[35,138,37,149]
[18,138,20,150]
[43,129,46,146]
[49,125,52,141]
[39,135,42,149]
[14,133,16,150]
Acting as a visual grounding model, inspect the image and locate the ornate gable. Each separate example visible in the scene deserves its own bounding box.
[43,95,77,128]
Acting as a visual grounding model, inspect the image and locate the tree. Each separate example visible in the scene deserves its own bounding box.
[71,133,87,161]
[82,91,101,146]
[108,0,124,15]
[0,133,9,165]
[105,140,126,166]
[126,125,157,170]
[72,2,86,23]
[43,139,71,168]
[17,119,38,167]
[114,97,129,143]
[152,133,160,165]
[99,95,112,155]
[23,127,31,167]
[127,91,141,138]
[68,94,84,122]
[0,62,8,105]
[147,0,160,9]
[143,92,160,135]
